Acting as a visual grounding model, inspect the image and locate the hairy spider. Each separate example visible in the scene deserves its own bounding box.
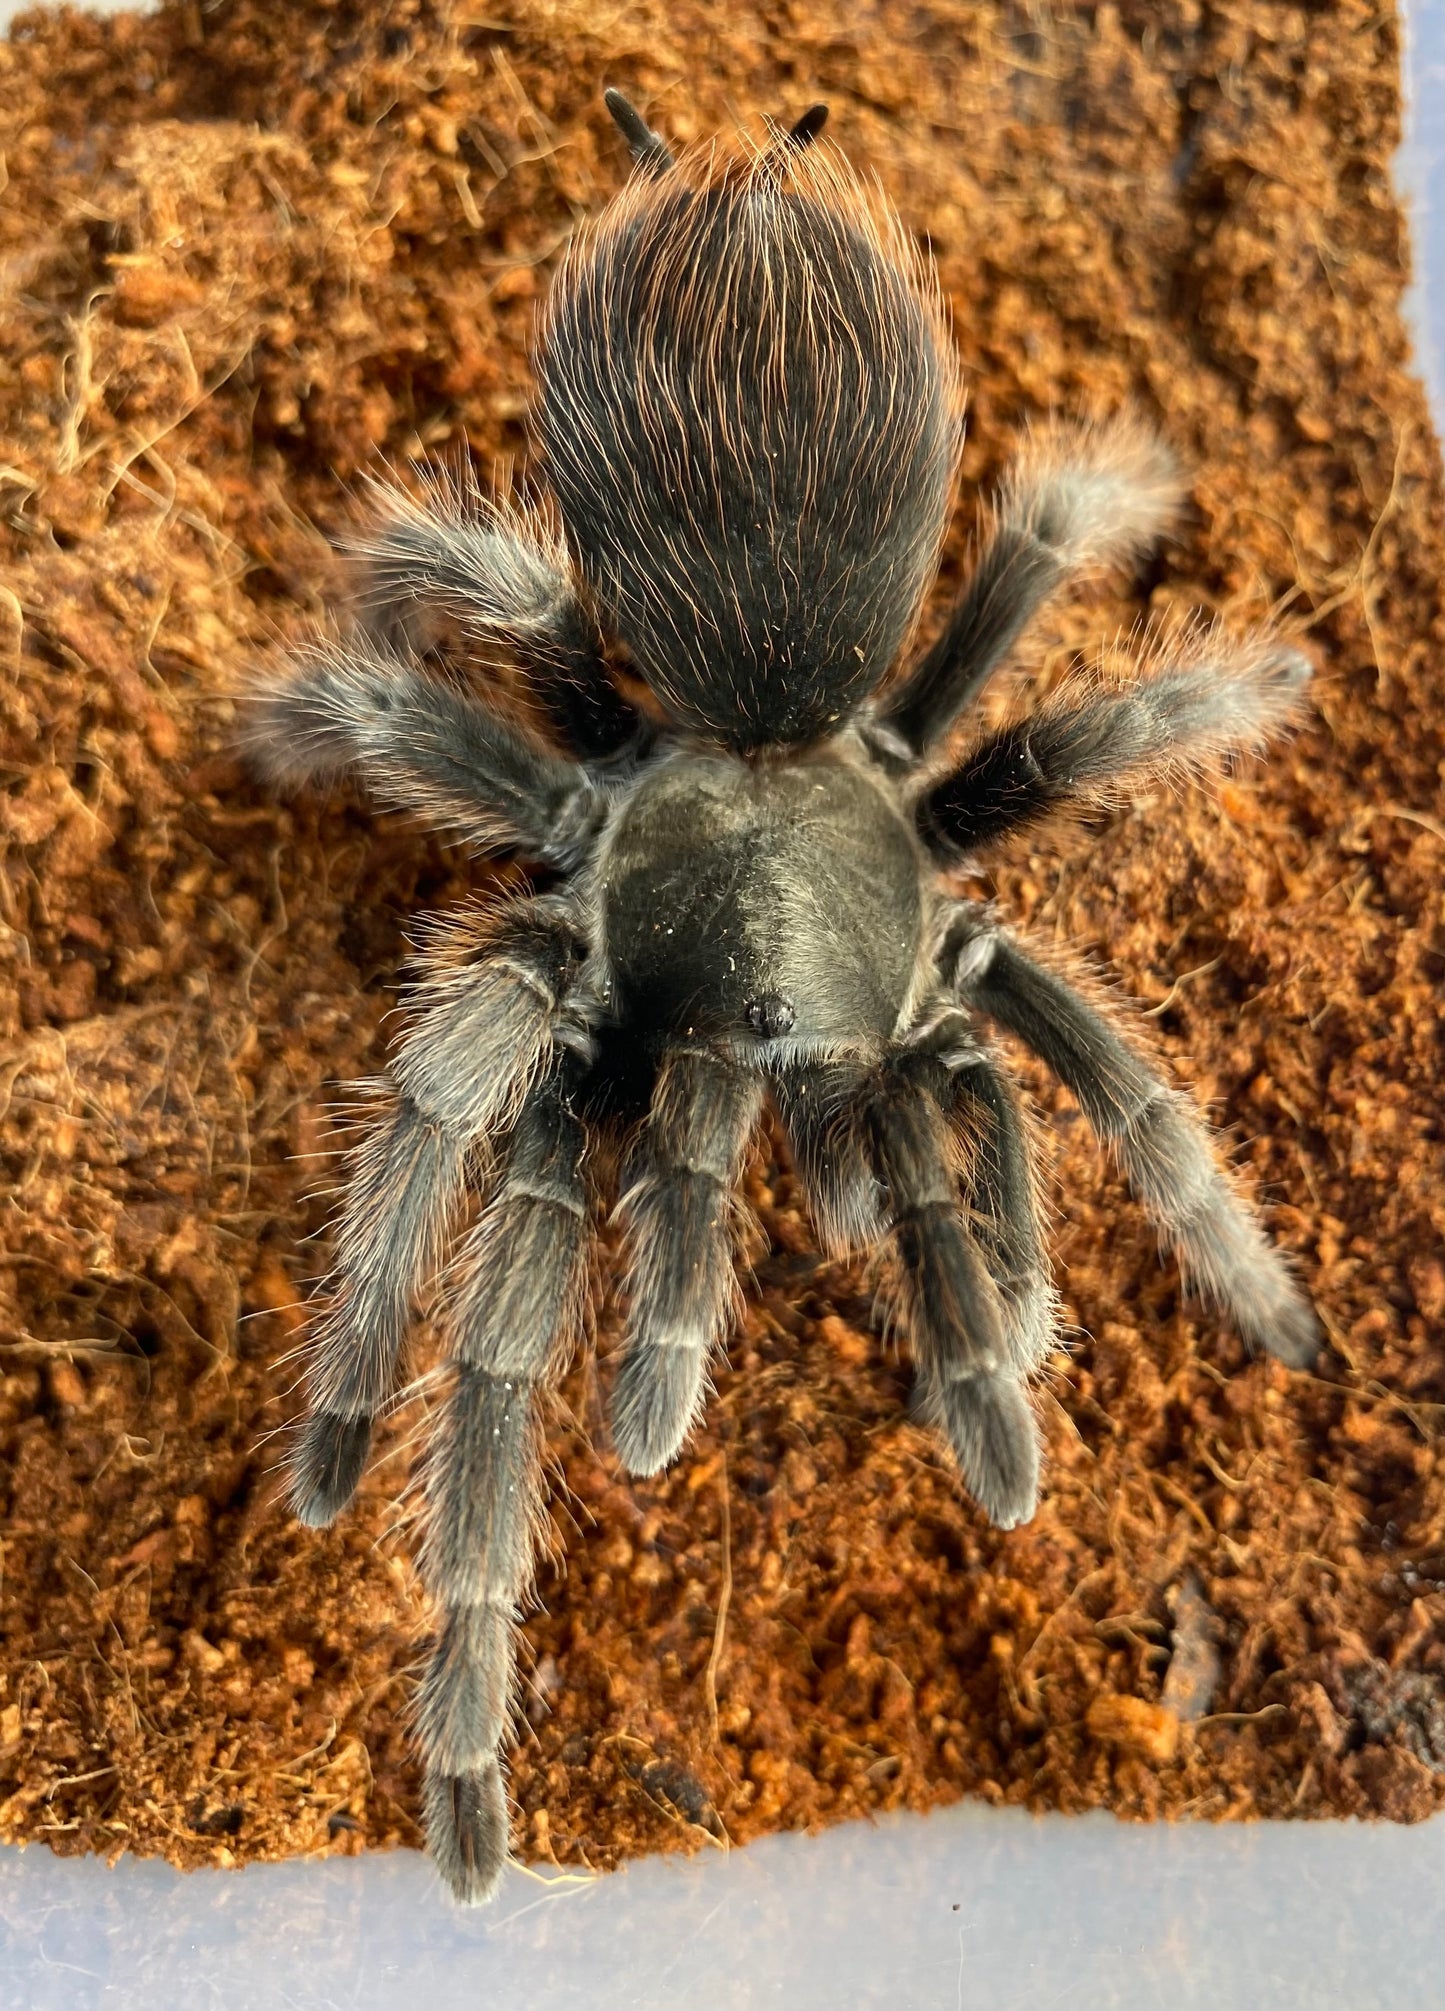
[250,93,1319,1904]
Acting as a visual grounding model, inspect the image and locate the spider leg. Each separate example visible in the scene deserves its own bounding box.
[346,473,642,762]
[771,1060,885,1259]
[874,417,1183,762]
[419,1060,591,1906]
[246,631,602,868]
[941,906,1320,1366]
[918,632,1311,862]
[775,1051,1040,1528]
[931,1023,1061,1376]
[603,87,675,174]
[245,634,605,868]
[864,1052,1041,1528]
[290,896,592,1526]
[610,1047,763,1476]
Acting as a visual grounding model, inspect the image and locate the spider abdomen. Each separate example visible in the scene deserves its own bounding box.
[599,750,924,1051]
[538,149,961,753]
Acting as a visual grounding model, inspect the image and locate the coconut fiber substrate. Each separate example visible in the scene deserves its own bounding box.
[1,0,1442,1885]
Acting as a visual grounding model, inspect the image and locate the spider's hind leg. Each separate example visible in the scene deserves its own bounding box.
[875,416,1184,763]
[347,473,641,762]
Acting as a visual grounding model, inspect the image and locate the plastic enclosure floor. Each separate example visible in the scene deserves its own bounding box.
[1,1800,1443,2011]
[0,3,1442,2007]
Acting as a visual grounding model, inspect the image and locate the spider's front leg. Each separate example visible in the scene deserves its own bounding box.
[419,1057,592,1905]
[610,1046,764,1476]
[776,1051,1041,1529]
[941,905,1320,1366]
[930,1023,1061,1378]
[290,896,592,1527]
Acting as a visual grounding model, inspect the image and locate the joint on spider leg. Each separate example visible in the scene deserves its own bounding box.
[393,908,591,1142]
[899,1004,987,1076]
[934,907,1001,995]
[548,781,613,874]
[857,711,918,774]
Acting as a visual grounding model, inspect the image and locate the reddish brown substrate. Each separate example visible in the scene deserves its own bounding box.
[1,0,1442,1878]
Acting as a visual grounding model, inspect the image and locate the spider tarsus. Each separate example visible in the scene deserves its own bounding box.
[990,414,1185,578]
[1258,644,1313,695]
[930,1371,1041,1530]
[291,1410,372,1527]
[610,1344,703,1476]
[1246,1285,1322,1370]
[425,1764,509,1907]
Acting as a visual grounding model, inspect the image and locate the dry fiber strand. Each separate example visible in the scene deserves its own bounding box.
[1,0,1443,1879]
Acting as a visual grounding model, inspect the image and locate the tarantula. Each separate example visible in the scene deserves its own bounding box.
[250,93,1319,1904]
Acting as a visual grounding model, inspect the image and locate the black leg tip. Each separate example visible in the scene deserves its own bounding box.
[1254,1292,1323,1371]
[603,85,639,130]
[425,1765,508,1907]
[291,1411,372,1527]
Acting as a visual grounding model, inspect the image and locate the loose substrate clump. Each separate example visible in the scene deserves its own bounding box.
[0,0,1442,1877]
